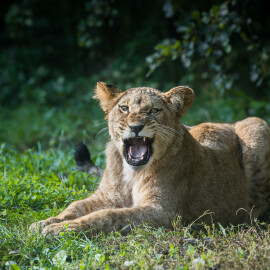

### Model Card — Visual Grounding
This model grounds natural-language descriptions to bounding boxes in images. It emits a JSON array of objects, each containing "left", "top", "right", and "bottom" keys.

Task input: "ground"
[{"left": 1, "top": 144, "right": 270, "bottom": 269}]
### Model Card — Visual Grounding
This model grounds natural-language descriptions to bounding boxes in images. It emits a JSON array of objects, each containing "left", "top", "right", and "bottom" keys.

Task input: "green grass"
[{"left": 1, "top": 142, "right": 270, "bottom": 269}]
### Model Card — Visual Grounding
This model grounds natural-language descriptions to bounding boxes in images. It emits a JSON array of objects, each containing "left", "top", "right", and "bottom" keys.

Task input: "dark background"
[{"left": 1, "top": 0, "right": 269, "bottom": 152}]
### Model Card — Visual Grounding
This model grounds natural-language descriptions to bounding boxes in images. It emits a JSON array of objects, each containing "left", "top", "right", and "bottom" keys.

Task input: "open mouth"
[{"left": 124, "top": 137, "right": 153, "bottom": 166}]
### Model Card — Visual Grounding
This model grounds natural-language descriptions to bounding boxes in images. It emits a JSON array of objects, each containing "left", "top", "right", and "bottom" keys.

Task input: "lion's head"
[{"left": 94, "top": 82, "right": 194, "bottom": 169}]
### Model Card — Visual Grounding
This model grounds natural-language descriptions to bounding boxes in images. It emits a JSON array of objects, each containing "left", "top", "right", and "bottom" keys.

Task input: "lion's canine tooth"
[{"left": 143, "top": 137, "right": 146, "bottom": 142}]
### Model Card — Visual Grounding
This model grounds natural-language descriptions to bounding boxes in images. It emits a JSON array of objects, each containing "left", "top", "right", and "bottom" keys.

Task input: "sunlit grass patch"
[{"left": 1, "top": 145, "right": 270, "bottom": 269}]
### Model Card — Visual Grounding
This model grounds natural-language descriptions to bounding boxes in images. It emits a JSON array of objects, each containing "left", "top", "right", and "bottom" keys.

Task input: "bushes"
[{"left": 1, "top": 0, "right": 269, "bottom": 149}]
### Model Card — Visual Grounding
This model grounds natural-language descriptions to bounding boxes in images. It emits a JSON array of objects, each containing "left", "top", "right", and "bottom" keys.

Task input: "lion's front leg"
[
  {"left": 29, "top": 189, "right": 115, "bottom": 231},
  {"left": 42, "top": 204, "right": 172, "bottom": 236}
]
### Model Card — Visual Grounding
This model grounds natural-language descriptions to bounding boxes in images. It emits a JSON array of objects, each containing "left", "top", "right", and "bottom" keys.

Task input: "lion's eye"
[
  {"left": 120, "top": 105, "right": 129, "bottom": 112},
  {"left": 150, "top": 108, "right": 162, "bottom": 114}
]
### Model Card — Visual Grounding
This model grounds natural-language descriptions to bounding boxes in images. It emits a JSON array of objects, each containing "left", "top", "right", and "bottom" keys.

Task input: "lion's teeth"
[{"left": 143, "top": 137, "right": 146, "bottom": 142}]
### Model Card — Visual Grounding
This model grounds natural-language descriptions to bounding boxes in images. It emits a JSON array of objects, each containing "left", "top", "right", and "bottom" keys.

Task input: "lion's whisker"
[
  {"left": 91, "top": 121, "right": 107, "bottom": 127},
  {"left": 156, "top": 128, "right": 173, "bottom": 141},
  {"left": 159, "top": 124, "right": 183, "bottom": 137},
  {"left": 158, "top": 127, "right": 174, "bottom": 138},
  {"left": 157, "top": 126, "right": 175, "bottom": 138},
  {"left": 157, "top": 130, "right": 173, "bottom": 140},
  {"left": 95, "top": 127, "right": 109, "bottom": 138}
]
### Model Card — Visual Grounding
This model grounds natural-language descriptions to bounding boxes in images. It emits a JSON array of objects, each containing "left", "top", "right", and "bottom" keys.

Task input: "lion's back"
[
  {"left": 189, "top": 122, "right": 239, "bottom": 153},
  {"left": 234, "top": 117, "right": 270, "bottom": 217},
  {"left": 189, "top": 117, "right": 270, "bottom": 218}
]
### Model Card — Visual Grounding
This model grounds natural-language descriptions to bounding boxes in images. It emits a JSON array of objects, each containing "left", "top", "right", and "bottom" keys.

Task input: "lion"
[{"left": 30, "top": 82, "right": 270, "bottom": 236}]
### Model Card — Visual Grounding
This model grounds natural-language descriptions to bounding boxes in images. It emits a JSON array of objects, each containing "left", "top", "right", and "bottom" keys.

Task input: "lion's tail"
[{"left": 74, "top": 142, "right": 103, "bottom": 177}]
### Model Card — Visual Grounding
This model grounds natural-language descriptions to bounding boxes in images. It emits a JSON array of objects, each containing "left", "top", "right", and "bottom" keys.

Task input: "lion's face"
[
  {"left": 109, "top": 88, "right": 175, "bottom": 167},
  {"left": 94, "top": 83, "right": 194, "bottom": 169}
]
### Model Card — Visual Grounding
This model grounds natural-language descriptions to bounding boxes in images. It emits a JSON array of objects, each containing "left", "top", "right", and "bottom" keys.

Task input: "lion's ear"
[
  {"left": 164, "top": 86, "right": 194, "bottom": 117},
  {"left": 93, "top": 82, "right": 123, "bottom": 116}
]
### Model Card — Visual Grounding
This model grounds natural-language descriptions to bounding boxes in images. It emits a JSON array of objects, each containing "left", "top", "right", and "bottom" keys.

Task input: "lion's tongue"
[{"left": 130, "top": 145, "right": 147, "bottom": 158}]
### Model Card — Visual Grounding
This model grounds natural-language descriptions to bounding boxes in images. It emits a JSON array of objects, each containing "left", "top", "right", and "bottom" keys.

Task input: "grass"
[
  {"left": 1, "top": 146, "right": 270, "bottom": 270},
  {"left": 1, "top": 90, "right": 270, "bottom": 269},
  {"left": 1, "top": 136, "right": 270, "bottom": 269}
]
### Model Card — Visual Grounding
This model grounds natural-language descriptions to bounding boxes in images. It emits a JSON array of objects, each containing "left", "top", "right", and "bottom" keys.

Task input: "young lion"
[{"left": 30, "top": 82, "right": 270, "bottom": 236}]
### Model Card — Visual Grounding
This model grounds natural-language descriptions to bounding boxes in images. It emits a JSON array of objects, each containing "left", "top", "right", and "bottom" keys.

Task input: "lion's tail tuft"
[
  {"left": 75, "top": 142, "right": 94, "bottom": 172},
  {"left": 74, "top": 142, "right": 103, "bottom": 177}
]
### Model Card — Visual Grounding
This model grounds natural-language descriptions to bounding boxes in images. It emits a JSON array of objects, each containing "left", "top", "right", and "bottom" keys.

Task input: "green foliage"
[
  {"left": 147, "top": 0, "right": 270, "bottom": 97},
  {"left": 0, "top": 0, "right": 168, "bottom": 107},
  {"left": 77, "top": 0, "right": 118, "bottom": 49},
  {"left": 1, "top": 0, "right": 269, "bottom": 121}
]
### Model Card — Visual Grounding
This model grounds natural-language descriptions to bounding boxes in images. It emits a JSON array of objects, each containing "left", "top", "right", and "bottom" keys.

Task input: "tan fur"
[{"left": 30, "top": 83, "right": 270, "bottom": 236}]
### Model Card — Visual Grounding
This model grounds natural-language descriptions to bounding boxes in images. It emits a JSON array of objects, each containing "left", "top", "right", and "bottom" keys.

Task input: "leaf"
[
  {"left": 211, "top": 5, "right": 219, "bottom": 17},
  {"left": 176, "top": 25, "right": 188, "bottom": 33},
  {"left": 218, "top": 222, "right": 226, "bottom": 236},
  {"left": 225, "top": 44, "right": 232, "bottom": 54},
  {"left": 240, "top": 32, "right": 249, "bottom": 42},
  {"left": 192, "top": 10, "right": 200, "bottom": 20},
  {"left": 250, "top": 72, "right": 259, "bottom": 82},
  {"left": 52, "top": 250, "right": 67, "bottom": 265},
  {"left": 192, "top": 257, "right": 205, "bottom": 266},
  {"left": 5, "top": 261, "right": 20, "bottom": 270},
  {"left": 124, "top": 261, "right": 135, "bottom": 266},
  {"left": 219, "top": 3, "right": 228, "bottom": 16},
  {"left": 163, "top": 0, "right": 174, "bottom": 18},
  {"left": 8, "top": 250, "right": 20, "bottom": 255}
]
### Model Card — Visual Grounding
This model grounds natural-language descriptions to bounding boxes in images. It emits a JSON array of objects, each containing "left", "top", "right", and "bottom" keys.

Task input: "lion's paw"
[
  {"left": 42, "top": 221, "right": 83, "bottom": 237},
  {"left": 42, "top": 223, "right": 64, "bottom": 237},
  {"left": 29, "top": 217, "right": 62, "bottom": 232}
]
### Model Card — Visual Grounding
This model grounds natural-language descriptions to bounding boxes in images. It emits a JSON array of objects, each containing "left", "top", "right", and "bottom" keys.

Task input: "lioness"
[{"left": 30, "top": 82, "right": 270, "bottom": 235}]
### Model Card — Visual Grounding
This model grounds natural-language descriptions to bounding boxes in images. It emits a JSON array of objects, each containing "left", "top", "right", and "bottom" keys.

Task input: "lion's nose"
[{"left": 129, "top": 125, "right": 144, "bottom": 135}]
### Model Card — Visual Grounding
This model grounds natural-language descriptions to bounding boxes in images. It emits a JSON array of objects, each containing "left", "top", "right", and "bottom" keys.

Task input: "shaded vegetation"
[{"left": 1, "top": 0, "right": 269, "bottom": 150}]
